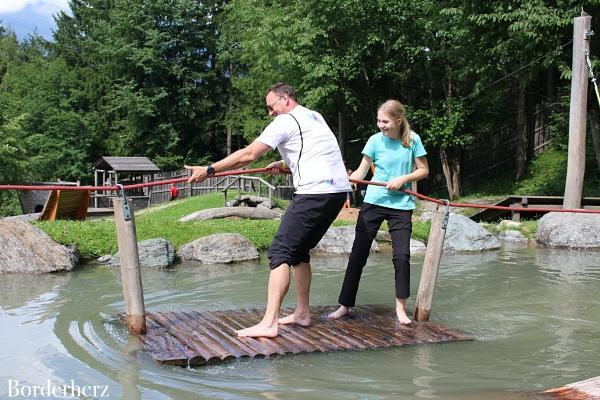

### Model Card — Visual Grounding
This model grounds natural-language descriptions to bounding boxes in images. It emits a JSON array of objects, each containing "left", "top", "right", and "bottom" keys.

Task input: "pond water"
[{"left": 0, "top": 246, "right": 599, "bottom": 399}]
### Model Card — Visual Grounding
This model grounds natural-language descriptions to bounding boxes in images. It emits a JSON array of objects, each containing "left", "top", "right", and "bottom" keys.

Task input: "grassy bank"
[
  {"left": 35, "top": 193, "right": 282, "bottom": 260},
  {"left": 34, "top": 192, "right": 536, "bottom": 262},
  {"left": 34, "top": 193, "right": 361, "bottom": 261}
]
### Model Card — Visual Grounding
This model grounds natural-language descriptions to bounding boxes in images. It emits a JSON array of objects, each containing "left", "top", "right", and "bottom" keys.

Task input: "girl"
[{"left": 328, "top": 99, "right": 429, "bottom": 324}]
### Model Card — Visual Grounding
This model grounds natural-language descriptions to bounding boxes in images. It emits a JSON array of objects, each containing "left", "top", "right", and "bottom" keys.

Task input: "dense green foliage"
[
  {"left": 2, "top": 1, "right": 600, "bottom": 215},
  {"left": 515, "top": 148, "right": 569, "bottom": 195},
  {"left": 515, "top": 144, "right": 600, "bottom": 196}
]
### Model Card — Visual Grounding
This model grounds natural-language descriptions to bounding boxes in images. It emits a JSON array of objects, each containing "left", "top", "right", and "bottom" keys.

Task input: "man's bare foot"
[
  {"left": 236, "top": 323, "right": 278, "bottom": 338},
  {"left": 327, "top": 305, "right": 349, "bottom": 320},
  {"left": 278, "top": 312, "right": 311, "bottom": 327}
]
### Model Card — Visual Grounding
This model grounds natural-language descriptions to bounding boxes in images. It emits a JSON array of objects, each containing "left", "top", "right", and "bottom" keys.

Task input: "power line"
[{"left": 411, "top": 39, "right": 574, "bottom": 128}]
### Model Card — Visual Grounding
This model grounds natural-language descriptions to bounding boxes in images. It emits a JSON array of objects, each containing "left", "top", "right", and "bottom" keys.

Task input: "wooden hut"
[{"left": 92, "top": 156, "right": 160, "bottom": 209}]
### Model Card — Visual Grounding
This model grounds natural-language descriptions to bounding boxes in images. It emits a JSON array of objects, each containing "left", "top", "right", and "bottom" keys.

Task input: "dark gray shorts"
[{"left": 267, "top": 192, "right": 347, "bottom": 269}]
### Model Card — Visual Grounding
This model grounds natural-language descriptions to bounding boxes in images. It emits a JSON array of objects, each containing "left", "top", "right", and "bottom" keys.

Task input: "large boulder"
[
  {"left": 409, "top": 239, "right": 427, "bottom": 253},
  {"left": 497, "top": 229, "right": 529, "bottom": 244},
  {"left": 179, "top": 207, "right": 282, "bottom": 222},
  {"left": 229, "top": 195, "right": 278, "bottom": 209},
  {"left": 178, "top": 233, "right": 260, "bottom": 264},
  {"left": 537, "top": 212, "right": 600, "bottom": 248},
  {"left": 443, "top": 213, "right": 501, "bottom": 252},
  {"left": 100, "top": 238, "right": 176, "bottom": 268},
  {"left": 0, "top": 219, "right": 78, "bottom": 273},
  {"left": 375, "top": 230, "right": 427, "bottom": 254},
  {"left": 312, "top": 226, "right": 379, "bottom": 254}
]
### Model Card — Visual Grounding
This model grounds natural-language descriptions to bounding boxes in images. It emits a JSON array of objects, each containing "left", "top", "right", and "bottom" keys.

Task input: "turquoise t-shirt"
[{"left": 362, "top": 131, "right": 427, "bottom": 210}]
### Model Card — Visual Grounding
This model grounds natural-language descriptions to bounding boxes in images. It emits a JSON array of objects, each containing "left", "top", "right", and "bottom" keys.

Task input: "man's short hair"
[{"left": 265, "top": 83, "right": 296, "bottom": 101}]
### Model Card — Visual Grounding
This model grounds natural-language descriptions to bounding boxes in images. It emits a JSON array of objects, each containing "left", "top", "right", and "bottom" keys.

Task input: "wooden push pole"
[
  {"left": 413, "top": 204, "right": 449, "bottom": 322},
  {"left": 113, "top": 191, "right": 146, "bottom": 335},
  {"left": 564, "top": 12, "right": 592, "bottom": 210}
]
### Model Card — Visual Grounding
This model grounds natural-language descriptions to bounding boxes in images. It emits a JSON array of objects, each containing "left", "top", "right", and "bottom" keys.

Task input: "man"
[{"left": 185, "top": 83, "right": 350, "bottom": 338}]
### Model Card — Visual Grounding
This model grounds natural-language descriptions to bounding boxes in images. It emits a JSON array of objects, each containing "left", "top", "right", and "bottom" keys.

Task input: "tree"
[
  {"left": 219, "top": 0, "right": 434, "bottom": 160},
  {"left": 53, "top": 0, "right": 228, "bottom": 169},
  {"left": 467, "top": 1, "right": 578, "bottom": 182},
  {"left": 1, "top": 33, "right": 94, "bottom": 181}
]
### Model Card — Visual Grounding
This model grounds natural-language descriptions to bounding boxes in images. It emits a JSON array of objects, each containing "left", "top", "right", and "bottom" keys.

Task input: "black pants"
[
  {"left": 338, "top": 202, "right": 412, "bottom": 307},
  {"left": 268, "top": 192, "right": 347, "bottom": 269}
]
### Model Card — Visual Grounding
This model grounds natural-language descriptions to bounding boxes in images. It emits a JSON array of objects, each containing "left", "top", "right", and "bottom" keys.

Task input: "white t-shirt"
[{"left": 257, "top": 105, "right": 351, "bottom": 194}]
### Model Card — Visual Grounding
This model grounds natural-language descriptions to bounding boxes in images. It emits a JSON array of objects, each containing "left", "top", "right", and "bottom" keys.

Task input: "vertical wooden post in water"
[
  {"left": 413, "top": 205, "right": 449, "bottom": 322},
  {"left": 564, "top": 12, "right": 592, "bottom": 209},
  {"left": 113, "top": 196, "right": 146, "bottom": 335}
]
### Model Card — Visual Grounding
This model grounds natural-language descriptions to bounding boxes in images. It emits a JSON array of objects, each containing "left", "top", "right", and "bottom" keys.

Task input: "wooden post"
[
  {"left": 93, "top": 168, "right": 98, "bottom": 208},
  {"left": 338, "top": 111, "right": 345, "bottom": 160},
  {"left": 564, "top": 13, "right": 592, "bottom": 209},
  {"left": 413, "top": 205, "right": 449, "bottom": 322},
  {"left": 113, "top": 196, "right": 146, "bottom": 335}
]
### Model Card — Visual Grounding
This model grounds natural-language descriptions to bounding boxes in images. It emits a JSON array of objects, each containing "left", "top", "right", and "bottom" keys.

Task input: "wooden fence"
[
  {"left": 149, "top": 169, "right": 294, "bottom": 206},
  {"left": 419, "top": 103, "right": 557, "bottom": 193}
]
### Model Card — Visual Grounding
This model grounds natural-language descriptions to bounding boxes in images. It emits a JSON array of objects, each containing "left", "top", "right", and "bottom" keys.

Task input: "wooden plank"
[
  {"left": 133, "top": 305, "right": 472, "bottom": 366},
  {"left": 539, "top": 376, "right": 600, "bottom": 399}
]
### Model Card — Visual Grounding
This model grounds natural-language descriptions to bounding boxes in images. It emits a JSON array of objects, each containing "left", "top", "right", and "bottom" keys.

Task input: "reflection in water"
[
  {"left": 120, "top": 335, "right": 143, "bottom": 400},
  {"left": 0, "top": 247, "right": 599, "bottom": 399},
  {"left": 536, "top": 247, "right": 600, "bottom": 282},
  {"left": 0, "top": 272, "right": 71, "bottom": 312},
  {"left": 413, "top": 346, "right": 436, "bottom": 399}
]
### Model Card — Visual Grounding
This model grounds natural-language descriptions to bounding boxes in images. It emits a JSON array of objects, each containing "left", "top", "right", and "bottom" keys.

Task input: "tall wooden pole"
[
  {"left": 113, "top": 196, "right": 146, "bottom": 335},
  {"left": 413, "top": 205, "right": 449, "bottom": 322},
  {"left": 564, "top": 13, "right": 592, "bottom": 209},
  {"left": 338, "top": 111, "right": 345, "bottom": 161}
]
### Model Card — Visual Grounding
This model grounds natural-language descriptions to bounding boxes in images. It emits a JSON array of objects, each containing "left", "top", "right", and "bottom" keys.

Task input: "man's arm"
[{"left": 185, "top": 140, "right": 272, "bottom": 183}]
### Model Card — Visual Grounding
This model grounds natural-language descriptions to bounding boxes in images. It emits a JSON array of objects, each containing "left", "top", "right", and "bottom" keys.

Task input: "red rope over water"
[
  {"left": 1, "top": 168, "right": 599, "bottom": 214},
  {"left": 349, "top": 178, "right": 600, "bottom": 215},
  {"left": 0, "top": 167, "right": 280, "bottom": 192}
]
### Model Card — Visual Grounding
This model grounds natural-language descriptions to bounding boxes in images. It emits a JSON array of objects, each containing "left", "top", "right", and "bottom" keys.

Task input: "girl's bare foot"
[
  {"left": 395, "top": 298, "right": 412, "bottom": 325},
  {"left": 327, "top": 305, "right": 349, "bottom": 320},
  {"left": 396, "top": 310, "right": 412, "bottom": 325}
]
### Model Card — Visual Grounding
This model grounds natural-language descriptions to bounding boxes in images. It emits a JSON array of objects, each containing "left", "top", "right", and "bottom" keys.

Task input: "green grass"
[
  {"left": 480, "top": 220, "right": 537, "bottom": 239},
  {"left": 514, "top": 148, "right": 568, "bottom": 196},
  {"left": 35, "top": 193, "right": 282, "bottom": 260},
  {"left": 412, "top": 220, "right": 431, "bottom": 243},
  {"left": 34, "top": 192, "right": 436, "bottom": 262}
]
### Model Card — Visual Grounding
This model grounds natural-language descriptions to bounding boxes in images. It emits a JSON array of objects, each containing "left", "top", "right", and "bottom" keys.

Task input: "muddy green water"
[{"left": 0, "top": 246, "right": 599, "bottom": 399}]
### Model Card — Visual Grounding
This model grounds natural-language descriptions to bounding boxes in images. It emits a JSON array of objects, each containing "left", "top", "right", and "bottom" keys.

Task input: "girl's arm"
[
  {"left": 386, "top": 156, "right": 429, "bottom": 191},
  {"left": 349, "top": 155, "right": 373, "bottom": 181}
]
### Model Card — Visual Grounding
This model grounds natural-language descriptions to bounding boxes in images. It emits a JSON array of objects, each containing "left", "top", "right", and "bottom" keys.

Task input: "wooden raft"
[
  {"left": 540, "top": 376, "right": 600, "bottom": 399},
  {"left": 135, "top": 305, "right": 472, "bottom": 366}
]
